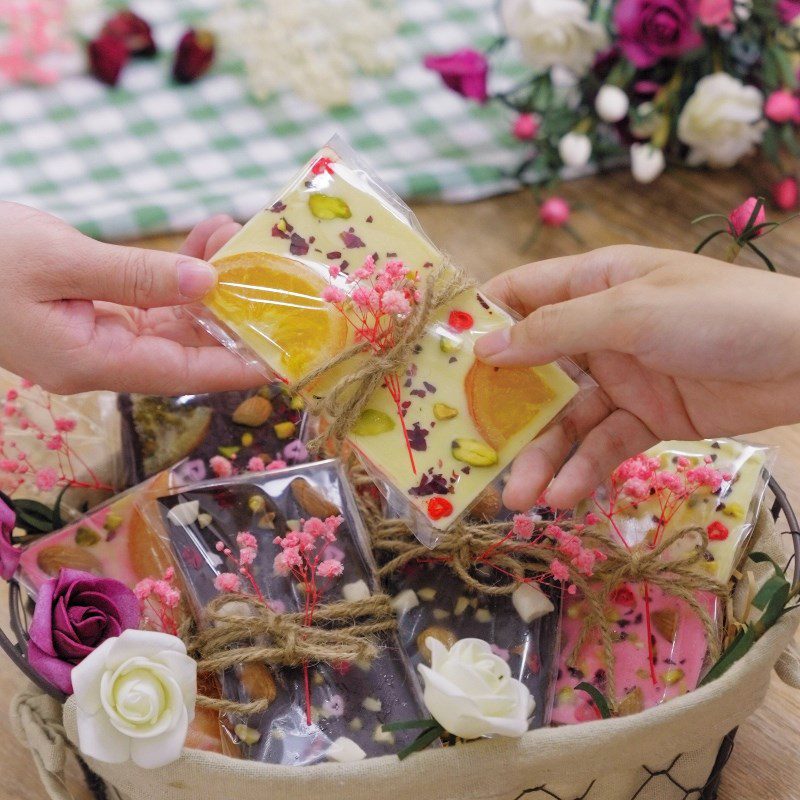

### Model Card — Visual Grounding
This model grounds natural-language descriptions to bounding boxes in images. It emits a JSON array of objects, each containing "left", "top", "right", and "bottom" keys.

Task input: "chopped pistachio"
[
  {"left": 433, "top": 403, "right": 458, "bottom": 421},
  {"left": 103, "top": 513, "right": 123, "bottom": 532},
  {"left": 352, "top": 409, "right": 395, "bottom": 436},
  {"left": 451, "top": 438, "right": 498, "bottom": 467},
  {"left": 218, "top": 445, "right": 240, "bottom": 459},
  {"left": 234, "top": 724, "right": 261, "bottom": 746},
  {"left": 274, "top": 421, "right": 296, "bottom": 440},
  {"left": 439, "top": 335, "right": 462, "bottom": 353},
  {"left": 241, "top": 432, "right": 254, "bottom": 447},
  {"left": 248, "top": 495, "right": 267, "bottom": 513},
  {"left": 474, "top": 608, "right": 493, "bottom": 623}
]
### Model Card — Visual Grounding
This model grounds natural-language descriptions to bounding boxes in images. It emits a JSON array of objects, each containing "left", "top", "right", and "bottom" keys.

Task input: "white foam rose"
[
  {"left": 72, "top": 629, "right": 197, "bottom": 770},
  {"left": 677, "top": 73, "right": 765, "bottom": 169},
  {"left": 418, "top": 638, "right": 533, "bottom": 740},
  {"left": 500, "top": 0, "right": 609, "bottom": 76},
  {"left": 630, "top": 143, "right": 666, "bottom": 184},
  {"left": 558, "top": 132, "right": 592, "bottom": 168}
]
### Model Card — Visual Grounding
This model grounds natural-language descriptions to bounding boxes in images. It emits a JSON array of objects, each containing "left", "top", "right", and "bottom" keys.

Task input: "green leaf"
[
  {"left": 747, "top": 241, "right": 777, "bottom": 272},
  {"left": 12, "top": 499, "right": 56, "bottom": 534},
  {"left": 382, "top": 718, "right": 438, "bottom": 732},
  {"left": 700, "top": 626, "right": 756, "bottom": 687},
  {"left": 749, "top": 552, "right": 783, "bottom": 575},
  {"left": 753, "top": 573, "right": 789, "bottom": 610},
  {"left": 693, "top": 229, "right": 727, "bottom": 254},
  {"left": 51, "top": 484, "right": 69, "bottom": 530},
  {"left": 575, "top": 682, "right": 612, "bottom": 719},
  {"left": 397, "top": 724, "right": 445, "bottom": 760},
  {"left": 762, "top": 125, "right": 781, "bottom": 164},
  {"left": 759, "top": 581, "right": 790, "bottom": 629}
]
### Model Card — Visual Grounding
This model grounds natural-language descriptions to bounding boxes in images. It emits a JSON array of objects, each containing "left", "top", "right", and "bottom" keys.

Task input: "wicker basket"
[{"left": 4, "top": 478, "right": 799, "bottom": 800}]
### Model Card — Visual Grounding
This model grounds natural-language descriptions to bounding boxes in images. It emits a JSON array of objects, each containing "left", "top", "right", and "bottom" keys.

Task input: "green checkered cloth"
[{"left": 0, "top": 0, "right": 521, "bottom": 241}]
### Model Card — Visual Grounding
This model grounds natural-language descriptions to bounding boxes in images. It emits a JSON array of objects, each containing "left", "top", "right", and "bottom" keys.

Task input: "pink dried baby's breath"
[
  {"left": 214, "top": 572, "right": 241, "bottom": 592},
  {"left": 210, "top": 455, "right": 234, "bottom": 477},
  {"left": 317, "top": 559, "right": 344, "bottom": 578}
]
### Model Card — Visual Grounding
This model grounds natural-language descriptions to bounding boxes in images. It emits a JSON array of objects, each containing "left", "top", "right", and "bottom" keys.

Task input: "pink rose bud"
[
  {"left": 513, "top": 113, "right": 539, "bottom": 141},
  {"left": 173, "top": 29, "right": 215, "bottom": 84},
  {"left": 764, "top": 89, "right": 800, "bottom": 124},
  {"left": 101, "top": 10, "right": 157, "bottom": 57},
  {"left": 88, "top": 34, "right": 130, "bottom": 87},
  {"left": 728, "top": 197, "right": 766, "bottom": 237},
  {"left": 773, "top": 177, "right": 799, "bottom": 211},
  {"left": 539, "top": 197, "right": 571, "bottom": 227}
]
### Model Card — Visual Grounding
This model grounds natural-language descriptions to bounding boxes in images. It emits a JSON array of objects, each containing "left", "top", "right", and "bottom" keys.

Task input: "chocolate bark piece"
[
  {"left": 118, "top": 385, "right": 310, "bottom": 485},
  {"left": 158, "top": 460, "right": 427, "bottom": 765}
]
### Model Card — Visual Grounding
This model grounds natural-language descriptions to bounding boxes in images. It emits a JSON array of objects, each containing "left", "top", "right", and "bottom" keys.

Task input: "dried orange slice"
[
  {"left": 207, "top": 252, "right": 348, "bottom": 382},
  {"left": 465, "top": 360, "right": 556, "bottom": 451}
]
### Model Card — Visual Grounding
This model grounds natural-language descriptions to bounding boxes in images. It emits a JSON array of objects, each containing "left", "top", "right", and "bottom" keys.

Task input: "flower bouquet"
[{"left": 425, "top": 0, "right": 800, "bottom": 223}]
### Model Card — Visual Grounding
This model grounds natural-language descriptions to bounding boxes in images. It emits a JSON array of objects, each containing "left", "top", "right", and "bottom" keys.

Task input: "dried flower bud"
[
  {"left": 101, "top": 10, "right": 157, "bottom": 57},
  {"left": 173, "top": 29, "right": 215, "bottom": 84},
  {"left": 88, "top": 34, "right": 130, "bottom": 87}
]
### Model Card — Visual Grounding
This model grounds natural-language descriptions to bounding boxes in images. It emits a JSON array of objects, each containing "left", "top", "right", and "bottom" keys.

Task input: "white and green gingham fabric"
[{"left": 0, "top": 0, "right": 521, "bottom": 240}]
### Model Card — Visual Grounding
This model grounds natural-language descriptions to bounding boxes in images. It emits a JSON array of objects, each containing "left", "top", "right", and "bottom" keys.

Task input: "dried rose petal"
[
  {"left": 172, "top": 29, "right": 215, "bottom": 84},
  {"left": 88, "top": 34, "right": 130, "bottom": 87},
  {"left": 101, "top": 10, "right": 157, "bottom": 57}
]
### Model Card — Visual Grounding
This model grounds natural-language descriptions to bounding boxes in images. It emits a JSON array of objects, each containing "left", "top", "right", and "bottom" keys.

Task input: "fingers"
[
  {"left": 544, "top": 409, "right": 658, "bottom": 509},
  {"left": 49, "top": 234, "right": 219, "bottom": 309},
  {"left": 475, "top": 288, "right": 631, "bottom": 367},
  {"left": 502, "top": 388, "right": 614, "bottom": 511},
  {"left": 179, "top": 214, "right": 235, "bottom": 258},
  {"left": 203, "top": 221, "right": 242, "bottom": 260},
  {"left": 482, "top": 245, "right": 663, "bottom": 317}
]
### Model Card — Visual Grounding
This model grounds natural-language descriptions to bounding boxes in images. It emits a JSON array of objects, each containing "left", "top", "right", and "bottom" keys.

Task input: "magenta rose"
[
  {"left": 778, "top": 0, "right": 800, "bottom": 22},
  {"left": 424, "top": 49, "right": 488, "bottom": 103},
  {"left": 28, "top": 568, "right": 139, "bottom": 694},
  {"left": 0, "top": 495, "right": 21, "bottom": 580},
  {"left": 614, "top": 0, "right": 704, "bottom": 68}
]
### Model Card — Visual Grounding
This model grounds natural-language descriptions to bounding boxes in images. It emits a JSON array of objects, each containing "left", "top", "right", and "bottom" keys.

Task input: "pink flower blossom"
[
  {"left": 585, "top": 512, "right": 600, "bottom": 526},
  {"left": 35, "top": 467, "right": 58, "bottom": 491},
  {"left": 765, "top": 89, "right": 800, "bottom": 124},
  {"left": 273, "top": 552, "right": 290, "bottom": 576},
  {"left": 214, "top": 572, "right": 241, "bottom": 592},
  {"left": 239, "top": 546, "right": 257, "bottom": 565},
  {"left": 559, "top": 534, "right": 583, "bottom": 559},
  {"left": 317, "top": 559, "right": 344, "bottom": 578},
  {"left": 247, "top": 456, "right": 266, "bottom": 472},
  {"left": 20, "top": 379, "right": 34, "bottom": 389},
  {"left": 539, "top": 197, "right": 570, "bottom": 227},
  {"left": 46, "top": 435, "right": 62, "bottom": 451},
  {"left": 237, "top": 531, "right": 258, "bottom": 549},
  {"left": 267, "top": 459, "right": 288, "bottom": 471},
  {"left": 210, "top": 455, "right": 234, "bottom": 477},
  {"left": 698, "top": 0, "right": 733, "bottom": 26},
  {"left": 351, "top": 286, "right": 380, "bottom": 310},
  {"left": 352, "top": 256, "right": 376, "bottom": 281},
  {"left": 574, "top": 549, "right": 596, "bottom": 576},
  {"left": 381, "top": 289, "right": 411, "bottom": 315},
  {"left": 622, "top": 477, "right": 651, "bottom": 501},
  {"left": 778, "top": 0, "right": 800, "bottom": 23},
  {"left": 282, "top": 546, "right": 303, "bottom": 569},
  {"left": 728, "top": 197, "right": 766, "bottom": 238},
  {"left": 513, "top": 113, "right": 539, "bottom": 141},
  {"left": 550, "top": 558, "right": 571, "bottom": 582},
  {"left": 322, "top": 285, "right": 347, "bottom": 303},
  {"left": 328, "top": 264, "right": 342, "bottom": 278},
  {"left": 54, "top": 417, "right": 77, "bottom": 433},
  {"left": 133, "top": 578, "right": 154, "bottom": 600},
  {"left": 0, "top": 459, "right": 18, "bottom": 473},
  {"left": 512, "top": 514, "right": 535, "bottom": 541},
  {"left": 161, "top": 588, "right": 180, "bottom": 608},
  {"left": 424, "top": 48, "right": 488, "bottom": 103},
  {"left": 686, "top": 464, "right": 723, "bottom": 491},
  {"left": 614, "top": 454, "right": 660, "bottom": 482},
  {"left": 5, "top": 390, "right": 17, "bottom": 401},
  {"left": 650, "top": 470, "right": 684, "bottom": 495},
  {"left": 773, "top": 177, "right": 799, "bottom": 211},
  {"left": 3, "top": 403, "right": 16, "bottom": 417}
]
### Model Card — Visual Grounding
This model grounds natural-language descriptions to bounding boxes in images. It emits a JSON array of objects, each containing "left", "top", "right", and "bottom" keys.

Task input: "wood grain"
[{"left": 2, "top": 166, "right": 799, "bottom": 799}]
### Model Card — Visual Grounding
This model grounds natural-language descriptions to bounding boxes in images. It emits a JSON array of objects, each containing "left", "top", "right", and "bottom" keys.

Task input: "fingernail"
[
  {"left": 474, "top": 327, "right": 511, "bottom": 359},
  {"left": 177, "top": 258, "right": 216, "bottom": 299}
]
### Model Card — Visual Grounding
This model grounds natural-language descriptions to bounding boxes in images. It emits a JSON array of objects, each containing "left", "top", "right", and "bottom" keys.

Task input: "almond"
[
  {"left": 290, "top": 478, "right": 341, "bottom": 518},
  {"left": 37, "top": 544, "right": 103, "bottom": 577},
  {"left": 232, "top": 395, "right": 273, "bottom": 427},
  {"left": 468, "top": 484, "right": 502, "bottom": 521},
  {"left": 416, "top": 625, "right": 457, "bottom": 664},
  {"left": 240, "top": 662, "right": 277, "bottom": 703},
  {"left": 617, "top": 687, "right": 644, "bottom": 717},
  {"left": 652, "top": 608, "right": 679, "bottom": 643}
]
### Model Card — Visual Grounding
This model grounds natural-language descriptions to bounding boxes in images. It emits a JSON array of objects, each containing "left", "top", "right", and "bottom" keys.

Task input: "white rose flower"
[
  {"left": 72, "top": 629, "right": 197, "bottom": 770},
  {"left": 630, "top": 143, "right": 666, "bottom": 184},
  {"left": 595, "top": 85, "right": 630, "bottom": 123},
  {"left": 500, "top": 0, "right": 608, "bottom": 77},
  {"left": 418, "top": 638, "right": 533, "bottom": 740},
  {"left": 558, "top": 132, "right": 592, "bottom": 168},
  {"left": 677, "top": 73, "right": 765, "bottom": 169}
]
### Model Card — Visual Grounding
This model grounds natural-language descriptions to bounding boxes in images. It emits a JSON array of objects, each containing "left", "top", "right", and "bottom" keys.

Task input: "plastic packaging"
[
  {"left": 152, "top": 459, "right": 429, "bottom": 765},
  {"left": 552, "top": 583, "right": 720, "bottom": 724},
  {"left": 188, "top": 138, "right": 594, "bottom": 546},
  {"left": 583, "top": 438, "right": 775, "bottom": 585},
  {"left": 0, "top": 369, "right": 122, "bottom": 527},
  {"left": 118, "top": 384, "right": 312, "bottom": 486}
]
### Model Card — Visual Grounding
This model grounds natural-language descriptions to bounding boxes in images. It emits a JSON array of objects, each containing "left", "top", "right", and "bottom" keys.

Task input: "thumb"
[
  {"left": 474, "top": 289, "right": 627, "bottom": 367},
  {"left": 54, "top": 238, "right": 217, "bottom": 308}
]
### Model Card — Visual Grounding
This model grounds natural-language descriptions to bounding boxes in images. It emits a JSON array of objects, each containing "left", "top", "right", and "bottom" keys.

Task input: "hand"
[
  {"left": 475, "top": 245, "right": 800, "bottom": 510},
  {"left": 0, "top": 203, "right": 264, "bottom": 395}
]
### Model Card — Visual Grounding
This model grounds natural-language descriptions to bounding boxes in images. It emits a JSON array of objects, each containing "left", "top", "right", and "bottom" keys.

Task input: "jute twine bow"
[
  {"left": 292, "top": 258, "right": 476, "bottom": 453},
  {"left": 189, "top": 592, "right": 397, "bottom": 715},
  {"left": 353, "top": 465, "right": 730, "bottom": 710}
]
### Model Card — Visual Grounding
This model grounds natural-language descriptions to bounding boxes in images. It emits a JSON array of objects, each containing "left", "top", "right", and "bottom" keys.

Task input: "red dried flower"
[
  {"left": 101, "top": 10, "right": 157, "bottom": 57},
  {"left": 427, "top": 496, "right": 454, "bottom": 521},
  {"left": 172, "top": 29, "right": 215, "bottom": 84},
  {"left": 88, "top": 34, "right": 130, "bottom": 87},
  {"left": 707, "top": 520, "right": 730, "bottom": 541},
  {"left": 447, "top": 310, "right": 474, "bottom": 331}
]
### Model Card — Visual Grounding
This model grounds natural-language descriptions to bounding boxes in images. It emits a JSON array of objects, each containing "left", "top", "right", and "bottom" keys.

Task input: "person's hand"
[
  {"left": 475, "top": 245, "right": 800, "bottom": 510},
  {"left": 0, "top": 203, "right": 264, "bottom": 395}
]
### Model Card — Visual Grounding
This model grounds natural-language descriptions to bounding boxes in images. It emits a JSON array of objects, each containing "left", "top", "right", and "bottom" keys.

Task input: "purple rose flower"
[
  {"left": 778, "top": 0, "right": 800, "bottom": 22},
  {"left": 614, "top": 0, "right": 704, "bottom": 68},
  {"left": 28, "top": 568, "right": 139, "bottom": 694},
  {"left": 424, "top": 49, "right": 488, "bottom": 103},
  {"left": 0, "top": 496, "right": 21, "bottom": 580}
]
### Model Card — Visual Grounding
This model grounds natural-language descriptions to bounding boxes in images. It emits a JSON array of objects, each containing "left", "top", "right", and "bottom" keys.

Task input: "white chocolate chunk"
[
  {"left": 197, "top": 512, "right": 213, "bottom": 528},
  {"left": 342, "top": 579, "right": 371, "bottom": 602},
  {"left": 234, "top": 724, "right": 261, "bottom": 745},
  {"left": 432, "top": 608, "right": 450, "bottom": 621},
  {"left": 454, "top": 596, "right": 470, "bottom": 616},
  {"left": 512, "top": 583, "right": 555, "bottom": 623},
  {"left": 326, "top": 737, "right": 366, "bottom": 763},
  {"left": 373, "top": 724, "right": 395, "bottom": 745},
  {"left": 390, "top": 589, "right": 419, "bottom": 615},
  {"left": 418, "top": 587, "right": 437, "bottom": 601},
  {"left": 167, "top": 500, "right": 200, "bottom": 526},
  {"left": 362, "top": 696, "right": 382, "bottom": 713},
  {"left": 475, "top": 608, "right": 492, "bottom": 623},
  {"left": 349, "top": 717, "right": 363, "bottom": 732}
]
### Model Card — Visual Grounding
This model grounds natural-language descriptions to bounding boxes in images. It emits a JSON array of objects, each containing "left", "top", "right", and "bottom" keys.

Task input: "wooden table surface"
[{"left": 1, "top": 165, "right": 799, "bottom": 799}]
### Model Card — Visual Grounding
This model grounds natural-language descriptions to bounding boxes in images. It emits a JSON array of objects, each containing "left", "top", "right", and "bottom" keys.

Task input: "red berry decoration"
[
  {"left": 88, "top": 34, "right": 130, "bottom": 87},
  {"left": 610, "top": 585, "right": 637, "bottom": 607},
  {"left": 447, "top": 310, "right": 474, "bottom": 331},
  {"left": 101, "top": 10, "right": 157, "bottom": 57},
  {"left": 173, "top": 29, "right": 215, "bottom": 84},
  {"left": 707, "top": 520, "right": 730, "bottom": 541},
  {"left": 427, "top": 496, "right": 454, "bottom": 521}
]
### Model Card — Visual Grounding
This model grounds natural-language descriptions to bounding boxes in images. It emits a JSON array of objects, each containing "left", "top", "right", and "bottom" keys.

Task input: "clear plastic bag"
[
  {"left": 118, "top": 384, "right": 312, "bottom": 486},
  {"left": 0, "top": 369, "right": 123, "bottom": 527},
  {"left": 584, "top": 438, "right": 775, "bottom": 585},
  {"left": 187, "top": 137, "right": 594, "bottom": 546},
  {"left": 151, "top": 459, "right": 429, "bottom": 765},
  {"left": 552, "top": 583, "right": 720, "bottom": 723}
]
